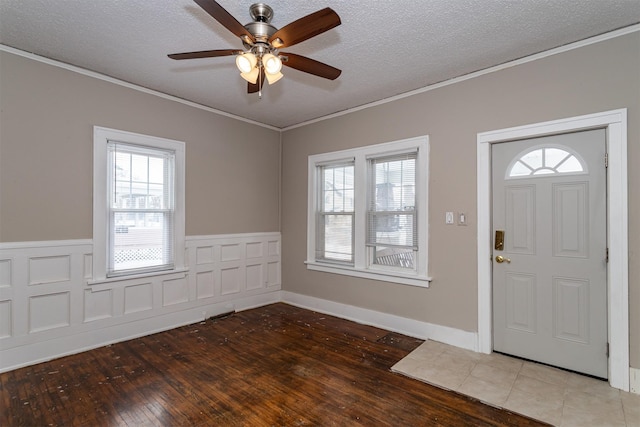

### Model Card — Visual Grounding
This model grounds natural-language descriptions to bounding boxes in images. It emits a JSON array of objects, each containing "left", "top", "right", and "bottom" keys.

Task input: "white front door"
[{"left": 492, "top": 129, "right": 608, "bottom": 378}]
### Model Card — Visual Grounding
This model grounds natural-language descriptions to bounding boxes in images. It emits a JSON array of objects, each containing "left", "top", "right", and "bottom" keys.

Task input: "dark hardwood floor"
[{"left": 0, "top": 303, "right": 549, "bottom": 426}]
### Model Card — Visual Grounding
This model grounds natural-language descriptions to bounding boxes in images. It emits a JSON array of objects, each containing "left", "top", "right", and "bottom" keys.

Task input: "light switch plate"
[
  {"left": 458, "top": 212, "right": 467, "bottom": 225},
  {"left": 445, "top": 212, "right": 454, "bottom": 224}
]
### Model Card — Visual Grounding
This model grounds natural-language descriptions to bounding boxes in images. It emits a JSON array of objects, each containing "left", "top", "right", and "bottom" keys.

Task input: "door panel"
[
  {"left": 505, "top": 272, "right": 536, "bottom": 333},
  {"left": 553, "top": 183, "right": 587, "bottom": 257},
  {"left": 553, "top": 277, "right": 589, "bottom": 343},
  {"left": 506, "top": 185, "right": 535, "bottom": 254},
  {"left": 492, "top": 129, "right": 607, "bottom": 378}
]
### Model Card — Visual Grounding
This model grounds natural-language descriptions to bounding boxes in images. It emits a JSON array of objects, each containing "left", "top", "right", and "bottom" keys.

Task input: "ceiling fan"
[{"left": 168, "top": 0, "right": 342, "bottom": 96}]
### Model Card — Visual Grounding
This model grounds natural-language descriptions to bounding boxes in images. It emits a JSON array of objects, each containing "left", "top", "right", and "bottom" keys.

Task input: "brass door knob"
[{"left": 495, "top": 255, "right": 511, "bottom": 264}]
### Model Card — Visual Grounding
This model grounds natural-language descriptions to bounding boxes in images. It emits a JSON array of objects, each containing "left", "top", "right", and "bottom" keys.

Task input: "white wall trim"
[
  {"left": 92, "top": 126, "right": 186, "bottom": 281},
  {"left": 0, "top": 292, "right": 280, "bottom": 373},
  {"left": 0, "top": 44, "right": 280, "bottom": 132},
  {"left": 0, "top": 239, "right": 93, "bottom": 250},
  {"left": 0, "top": 233, "right": 281, "bottom": 373},
  {"left": 281, "top": 291, "right": 477, "bottom": 351},
  {"left": 283, "top": 25, "right": 640, "bottom": 131},
  {"left": 305, "top": 136, "right": 431, "bottom": 286},
  {"left": 186, "top": 231, "right": 280, "bottom": 242},
  {"left": 476, "top": 109, "right": 629, "bottom": 391},
  {"left": 3, "top": 25, "right": 638, "bottom": 132},
  {"left": 630, "top": 367, "right": 640, "bottom": 395}
]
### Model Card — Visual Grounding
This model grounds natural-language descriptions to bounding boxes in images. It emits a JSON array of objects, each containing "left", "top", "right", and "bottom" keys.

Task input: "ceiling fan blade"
[
  {"left": 281, "top": 52, "right": 341, "bottom": 80},
  {"left": 168, "top": 49, "right": 240, "bottom": 60},
  {"left": 193, "top": 0, "right": 255, "bottom": 43},
  {"left": 248, "top": 70, "right": 266, "bottom": 93},
  {"left": 268, "top": 8, "right": 340, "bottom": 49}
]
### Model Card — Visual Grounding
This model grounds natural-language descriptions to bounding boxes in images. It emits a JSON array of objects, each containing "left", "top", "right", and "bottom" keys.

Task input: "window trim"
[
  {"left": 306, "top": 136, "right": 431, "bottom": 287},
  {"left": 92, "top": 126, "right": 186, "bottom": 282}
]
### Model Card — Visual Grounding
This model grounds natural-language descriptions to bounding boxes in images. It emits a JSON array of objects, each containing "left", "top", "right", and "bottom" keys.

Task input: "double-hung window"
[
  {"left": 367, "top": 152, "right": 417, "bottom": 270},
  {"left": 92, "top": 127, "right": 185, "bottom": 281},
  {"left": 317, "top": 161, "right": 355, "bottom": 263},
  {"left": 307, "top": 136, "right": 430, "bottom": 287}
]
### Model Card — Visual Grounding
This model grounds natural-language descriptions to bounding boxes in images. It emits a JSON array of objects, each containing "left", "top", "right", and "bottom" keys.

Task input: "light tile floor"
[{"left": 391, "top": 340, "right": 640, "bottom": 426}]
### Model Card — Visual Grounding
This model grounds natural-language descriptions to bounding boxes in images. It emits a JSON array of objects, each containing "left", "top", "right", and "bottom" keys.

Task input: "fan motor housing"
[
  {"left": 244, "top": 3, "right": 277, "bottom": 45},
  {"left": 244, "top": 21, "right": 277, "bottom": 41}
]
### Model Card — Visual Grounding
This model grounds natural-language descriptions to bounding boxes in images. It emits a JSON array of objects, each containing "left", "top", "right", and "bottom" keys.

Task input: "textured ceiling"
[{"left": 1, "top": 0, "right": 639, "bottom": 129}]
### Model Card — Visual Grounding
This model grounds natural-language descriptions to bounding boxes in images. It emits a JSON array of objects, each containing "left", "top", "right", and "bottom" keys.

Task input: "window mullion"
[{"left": 353, "top": 155, "right": 368, "bottom": 269}]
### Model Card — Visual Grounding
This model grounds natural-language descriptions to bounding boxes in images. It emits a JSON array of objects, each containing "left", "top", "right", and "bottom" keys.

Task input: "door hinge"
[
  {"left": 605, "top": 152, "right": 609, "bottom": 168},
  {"left": 606, "top": 342, "right": 610, "bottom": 358},
  {"left": 606, "top": 247, "right": 609, "bottom": 263}
]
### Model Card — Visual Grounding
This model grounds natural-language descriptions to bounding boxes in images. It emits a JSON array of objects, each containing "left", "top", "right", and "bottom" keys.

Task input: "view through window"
[{"left": 109, "top": 143, "right": 175, "bottom": 274}]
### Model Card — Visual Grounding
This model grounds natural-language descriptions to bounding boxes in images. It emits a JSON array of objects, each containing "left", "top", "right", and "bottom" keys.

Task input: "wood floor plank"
[{"left": 0, "top": 303, "right": 549, "bottom": 426}]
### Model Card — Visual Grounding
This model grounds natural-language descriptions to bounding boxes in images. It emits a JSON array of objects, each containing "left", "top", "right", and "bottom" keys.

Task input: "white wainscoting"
[
  {"left": 0, "top": 232, "right": 281, "bottom": 372},
  {"left": 1, "top": 232, "right": 492, "bottom": 375}
]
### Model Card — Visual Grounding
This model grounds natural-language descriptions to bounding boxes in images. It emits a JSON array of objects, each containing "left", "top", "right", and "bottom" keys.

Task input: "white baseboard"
[
  {"left": 280, "top": 291, "right": 477, "bottom": 351},
  {"left": 631, "top": 367, "right": 640, "bottom": 395}
]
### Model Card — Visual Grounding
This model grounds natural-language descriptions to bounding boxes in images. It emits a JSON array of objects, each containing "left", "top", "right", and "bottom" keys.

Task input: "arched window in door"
[{"left": 506, "top": 145, "right": 586, "bottom": 178}]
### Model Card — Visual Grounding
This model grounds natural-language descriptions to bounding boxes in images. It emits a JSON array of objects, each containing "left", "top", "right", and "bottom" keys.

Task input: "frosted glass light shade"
[
  {"left": 236, "top": 53, "right": 257, "bottom": 73},
  {"left": 240, "top": 67, "right": 260, "bottom": 84},
  {"left": 262, "top": 53, "right": 282, "bottom": 74},
  {"left": 265, "top": 71, "right": 283, "bottom": 85}
]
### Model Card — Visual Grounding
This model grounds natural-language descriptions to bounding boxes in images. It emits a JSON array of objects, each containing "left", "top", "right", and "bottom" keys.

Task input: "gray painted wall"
[
  {"left": 281, "top": 32, "right": 640, "bottom": 368},
  {"left": 0, "top": 52, "right": 281, "bottom": 241}
]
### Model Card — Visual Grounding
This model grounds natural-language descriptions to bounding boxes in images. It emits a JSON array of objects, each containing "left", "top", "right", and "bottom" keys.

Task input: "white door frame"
[{"left": 476, "top": 109, "right": 629, "bottom": 391}]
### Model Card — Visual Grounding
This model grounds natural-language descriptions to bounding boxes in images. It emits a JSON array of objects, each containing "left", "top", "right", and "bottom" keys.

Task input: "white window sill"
[
  {"left": 88, "top": 267, "right": 189, "bottom": 286},
  {"left": 305, "top": 261, "right": 431, "bottom": 288}
]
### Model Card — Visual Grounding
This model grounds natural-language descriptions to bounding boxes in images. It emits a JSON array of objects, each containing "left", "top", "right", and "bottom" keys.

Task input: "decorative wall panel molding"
[{"left": 0, "top": 233, "right": 281, "bottom": 372}]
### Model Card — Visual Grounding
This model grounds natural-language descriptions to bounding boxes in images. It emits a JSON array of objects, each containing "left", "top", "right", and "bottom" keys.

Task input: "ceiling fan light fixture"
[
  {"left": 265, "top": 71, "right": 283, "bottom": 85},
  {"left": 240, "top": 67, "right": 260, "bottom": 84},
  {"left": 236, "top": 52, "right": 257, "bottom": 73},
  {"left": 168, "top": 2, "right": 342, "bottom": 95},
  {"left": 262, "top": 53, "right": 282, "bottom": 75}
]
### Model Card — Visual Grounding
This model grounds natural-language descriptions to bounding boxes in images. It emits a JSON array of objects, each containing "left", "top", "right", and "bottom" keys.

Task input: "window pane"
[
  {"left": 367, "top": 152, "right": 417, "bottom": 262},
  {"left": 509, "top": 160, "right": 531, "bottom": 177},
  {"left": 108, "top": 142, "right": 175, "bottom": 277},
  {"left": 148, "top": 183, "right": 164, "bottom": 208},
  {"left": 112, "top": 211, "right": 173, "bottom": 271},
  {"left": 556, "top": 155, "right": 583, "bottom": 173},
  {"left": 148, "top": 156, "right": 165, "bottom": 184},
  {"left": 368, "top": 213, "right": 416, "bottom": 247},
  {"left": 131, "top": 154, "right": 148, "bottom": 182},
  {"left": 521, "top": 149, "right": 543, "bottom": 169},
  {"left": 322, "top": 164, "right": 354, "bottom": 213},
  {"left": 544, "top": 148, "right": 570, "bottom": 168},
  {"left": 508, "top": 147, "right": 585, "bottom": 178},
  {"left": 374, "top": 246, "right": 415, "bottom": 269},
  {"left": 112, "top": 151, "right": 170, "bottom": 210},
  {"left": 115, "top": 152, "right": 131, "bottom": 181},
  {"left": 374, "top": 159, "right": 416, "bottom": 211},
  {"left": 533, "top": 168, "right": 555, "bottom": 175},
  {"left": 318, "top": 214, "right": 353, "bottom": 262}
]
